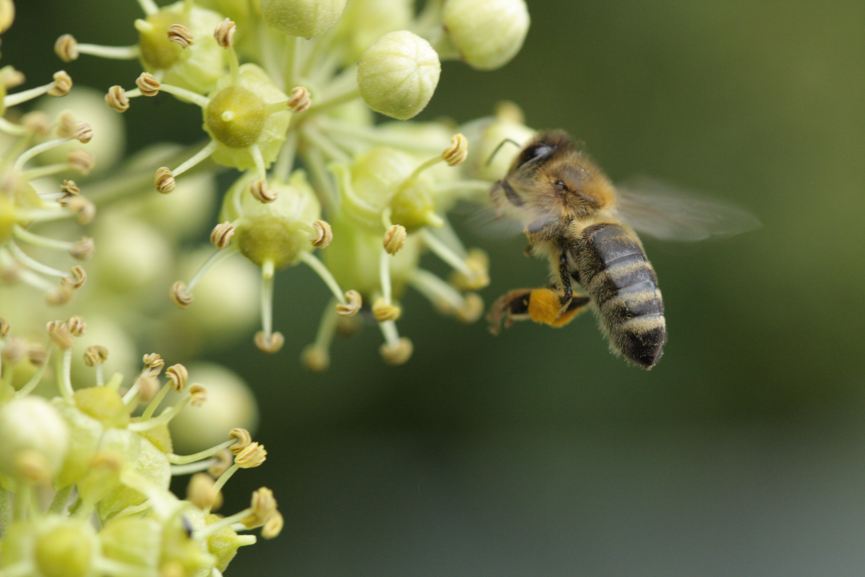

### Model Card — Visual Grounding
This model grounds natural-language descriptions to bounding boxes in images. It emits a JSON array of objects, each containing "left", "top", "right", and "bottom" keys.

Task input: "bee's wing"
[{"left": 614, "top": 178, "right": 761, "bottom": 241}]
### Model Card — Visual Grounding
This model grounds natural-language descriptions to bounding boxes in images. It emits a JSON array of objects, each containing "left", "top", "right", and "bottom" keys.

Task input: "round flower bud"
[
  {"left": 37, "top": 87, "right": 126, "bottom": 173},
  {"left": 90, "top": 213, "right": 172, "bottom": 296},
  {"left": 357, "top": 30, "right": 441, "bottom": 120},
  {"left": 442, "top": 0, "right": 530, "bottom": 70},
  {"left": 335, "top": 0, "right": 413, "bottom": 61},
  {"left": 0, "top": 397, "right": 69, "bottom": 481},
  {"left": 34, "top": 519, "right": 98, "bottom": 577},
  {"left": 222, "top": 170, "right": 321, "bottom": 268},
  {"left": 170, "top": 363, "right": 258, "bottom": 453},
  {"left": 136, "top": 2, "right": 225, "bottom": 93},
  {"left": 262, "top": 0, "right": 347, "bottom": 39},
  {"left": 205, "top": 64, "right": 291, "bottom": 170},
  {"left": 135, "top": 170, "right": 217, "bottom": 240}
]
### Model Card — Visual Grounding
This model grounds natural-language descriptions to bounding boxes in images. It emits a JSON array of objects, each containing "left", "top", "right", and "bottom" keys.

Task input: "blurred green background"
[{"left": 6, "top": 0, "right": 865, "bottom": 575}]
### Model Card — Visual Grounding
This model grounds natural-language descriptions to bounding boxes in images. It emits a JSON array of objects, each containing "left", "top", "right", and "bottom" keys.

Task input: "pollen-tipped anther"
[
  {"left": 336, "top": 290, "right": 362, "bottom": 317},
  {"left": 46, "top": 320, "right": 74, "bottom": 349},
  {"left": 250, "top": 179, "right": 276, "bottom": 203},
  {"left": 135, "top": 72, "right": 161, "bottom": 97},
  {"left": 63, "top": 266, "right": 87, "bottom": 290},
  {"left": 214, "top": 18, "right": 236, "bottom": 48},
  {"left": 142, "top": 352, "right": 165, "bottom": 376},
  {"left": 54, "top": 34, "right": 79, "bottom": 62},
  {"left": 456, "top": 293, "right": 484, "bottom": 323},
  {"left": 234, "top": 442, "right": 267, "bottom": 469},
  {"left": 229, "top": 428, "right": 252, "bottom": 454},
  {"left": 166, "top": 363, "right": 189, "bottom": 392},
  {"left": 48, "top": 71, "right": 73, "bottom": 96},
  {"left": 262, "top": 511, "right": 284, "bottom": 539},
  {"left": 380, "top": 338, "right": 414, "bottom": 365},
  {"left": 189, "top": 384, "right": 207, "bottom": 407},
  {"left": 155, "top": 167, "right": 176, "bottom": 194},
  {"left": 187, "top": 473, "right": 222, "bottom": 510},
  {"left": 60, "top": 179, "right": 80, "bottom": 197},
  {"left": 287, "top": 86, "right": 311, "bottom": 113},
  {"left": 68, "top": 150, "right": 95, "bottom": 175},
  {"left": 383, "top": 224, "right": 407, "bottom": 255},
  {"left": 62, "top": 196, "right": 96, "bottom": 224},
  {"left": 372, "top": 298, "right": 402, "bottom": 322},
  {"left": 442, "top": 133, "right": 469, "bottom": 166},
  {"left": 300, "top": 346, "right": 329, "bottom": 372},
  {"left": 311, "top": 219, "right": 333, "bottom": 249},
  {"left": 167, "top": 24, "right": 194, "bottom": 48},
  {"left": 254, "top": 331, "right": 285, "bottom": 354},
  {"left": 136, "top": 375, "right": 159, "bottom": 402},
  {"left": 105, "top": 86, "right": 130, "bottom": 112},
  {"left": 210, "top": 221, "right": 236, "bottom": 249},
  {"left": 70, "top": 237, "right": 95, "bottom": 260},
  {"left": 245, "top": 487, "right": 278, "bottom": 527},
  {"left": 171, "top": 281, "right": 192, "bottom": 308},
  {"left": 83, "top": 345, "right": 109, "bottom": 367}
]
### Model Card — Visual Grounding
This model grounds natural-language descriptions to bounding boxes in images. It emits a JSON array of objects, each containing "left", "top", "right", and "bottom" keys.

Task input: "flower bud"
[
  {"left": 223, "top": 171, "right": 321, "bottom": 268},
  {"left": 205, "top": 64, "right": 291, "bottom": 170},
  {"left": 262, "top": 0, "right": 347, "bottom": 39},
  {"left": 170, "top": 363, "right": 259, "bottom": 453},
  {"left": 442, "top": 0, "right": 529, "bottom": 70},
  {"left": 335, "top": 0, "right": 413, "bottom": 61},
  {"left": 90, "top": 213, "right": 172, "bottom": 296},
  {"left": 357, "top": 30, "right": 441, "bottom": 120},
  {"left": 136, "top": 2, "right": 225, "bottom": 93},
  {"left": 0, "top": 397, "right": 69, "bottom": 482}
]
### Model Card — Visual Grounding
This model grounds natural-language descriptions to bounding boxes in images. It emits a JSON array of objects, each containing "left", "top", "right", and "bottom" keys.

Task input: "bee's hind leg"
[{"left": 487, "top": 288, "right": 591, "bottom": 335}]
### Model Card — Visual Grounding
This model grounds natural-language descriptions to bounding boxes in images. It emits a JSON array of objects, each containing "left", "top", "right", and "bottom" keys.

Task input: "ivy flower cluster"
[
  {"left": 53, "top": 0, "right": 533, "bottom": 369},
  {"left": 0, "top": 316, "right": 280, "bottom": 577}
]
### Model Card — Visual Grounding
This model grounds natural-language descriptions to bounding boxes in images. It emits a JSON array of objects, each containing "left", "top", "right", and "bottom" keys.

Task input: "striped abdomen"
[{"left": 570, "top": 223, "right": 666, "bottom": 369}]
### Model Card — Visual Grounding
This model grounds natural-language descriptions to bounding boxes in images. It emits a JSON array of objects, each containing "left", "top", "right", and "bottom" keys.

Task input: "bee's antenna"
[{"left": 485, "top": 138, "right": 523, "bottom": 167}]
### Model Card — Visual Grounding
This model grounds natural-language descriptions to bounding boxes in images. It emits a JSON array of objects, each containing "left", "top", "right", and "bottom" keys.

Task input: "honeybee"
[{"left": 487, "top": 130, "right": 758, "bottom": 369}]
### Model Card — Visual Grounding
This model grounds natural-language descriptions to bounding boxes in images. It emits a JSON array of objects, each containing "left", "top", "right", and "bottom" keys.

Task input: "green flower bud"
[
  {"left": 223, "top": 171, "right": 321, "bottom": 268},
  {"left": 357, "top": 30, "right": 441, "bottom": 120},
  {"left": 205, "top": 64, "right": 291, "bottom": 170},
  {"left": 36, "top": 87, "right": 126, "bottom": 173},
  {"left": 34, "top": 519, "right": 97, "bottom": 577},
  {"left": 91, "top": 213, "right": 172, "bottom": 296},
  {"left": 262, "top": 0, "right": 347, "bottom": 39},
  {"left": 0, "top": 397, "right": 69, "bottom": 482},
  {"left": 335, "top": 0, "right": 413, "bottom": 61},
  {"left": 442, "top": 0, "right": 530, "bottom": 70},
  {"left": 100, "top": 516, "right": 161, "bottom": 573},
  {"left": 136, "top": 2, "right": 225, "bottom": 93},
  {"left": 170, "top": 363, "right": 258, "bottom": 453}
]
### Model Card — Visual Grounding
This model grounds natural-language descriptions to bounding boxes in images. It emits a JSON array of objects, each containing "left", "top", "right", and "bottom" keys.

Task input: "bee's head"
[{"left": 494, "top": 131, "right": 615, "bottom": 224}]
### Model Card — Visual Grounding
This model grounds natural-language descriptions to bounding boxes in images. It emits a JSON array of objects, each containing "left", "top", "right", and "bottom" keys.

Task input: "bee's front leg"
[{"left": 487, "top": 287, "right": 591, "bottom": 335}]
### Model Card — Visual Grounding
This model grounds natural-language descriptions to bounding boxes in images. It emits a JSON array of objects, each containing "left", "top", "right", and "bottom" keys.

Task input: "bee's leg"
[
  {"left": 487, "top": 289, "right": 533, "bottom": 335},
  {"left": 488, "top": 287, "right": 591, "bottom": 334},
  {"left": 558, "top": 250, "right": 573, "bottom": 306}
]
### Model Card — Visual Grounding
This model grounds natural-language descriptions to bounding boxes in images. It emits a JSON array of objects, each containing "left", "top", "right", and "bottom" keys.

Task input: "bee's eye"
[{"left": 517, "top": 143, "right": 554, "bottom": 166}]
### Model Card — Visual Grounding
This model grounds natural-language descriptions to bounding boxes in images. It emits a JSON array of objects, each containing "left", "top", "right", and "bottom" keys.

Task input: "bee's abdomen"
[{"left": 575, "top": 223, "right": 667, "bottom": 369}]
